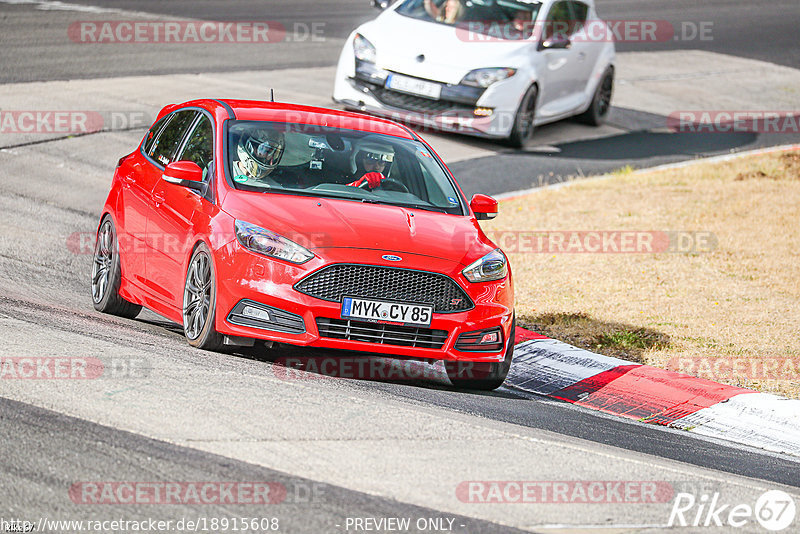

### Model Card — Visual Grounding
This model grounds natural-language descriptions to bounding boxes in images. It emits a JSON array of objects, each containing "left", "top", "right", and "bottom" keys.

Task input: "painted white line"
[
  {"left": 0, "top": 0, "right": 158, "bottom": 16},
  {"left": 672, "top": 393, "right": 800, "bottom": 457},
  {"left": 494, "top": 143, "right": 800, "bottom": 201}
]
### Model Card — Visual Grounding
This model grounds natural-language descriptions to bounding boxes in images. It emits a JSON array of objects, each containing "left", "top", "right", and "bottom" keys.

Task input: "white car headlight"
[
  {"left": 462, "top": 249, "right": 508, "bottom": 283},
  {"left": 353, "top": 33, "right": 377, "bottom": 63},
  {"left": 235, "top": 220, "right": 314, "bottom": 264},
  {"left": 461, "top": 68, "right": 517, "bottom": 88}
]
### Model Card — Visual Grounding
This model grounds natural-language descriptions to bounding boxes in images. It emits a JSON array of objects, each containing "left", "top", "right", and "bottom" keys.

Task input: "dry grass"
[{"left": 486, "top": 149, "right": 800, "bottom": 397}]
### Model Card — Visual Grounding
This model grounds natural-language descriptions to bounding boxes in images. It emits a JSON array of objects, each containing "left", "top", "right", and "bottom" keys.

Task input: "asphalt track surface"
[{"left": 2, "top": 1, "right": 800, "bottom": 532}]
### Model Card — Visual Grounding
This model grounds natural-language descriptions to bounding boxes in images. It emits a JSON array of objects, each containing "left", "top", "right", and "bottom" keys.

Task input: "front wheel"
[
  {"left": 577, "top": 66, "right": 614, "bottom": 126},
  {"left": 507, "top": 85, "right": 538, "bottom": 148},
  {"left": 183, "top": 243, "right": 224, "bottom": 351},
  {"left": 446, "top": 318, "right": 515, "bottom": 391},
  {"left": 91, "top": 215, "right": 142, "bottom": 319}
]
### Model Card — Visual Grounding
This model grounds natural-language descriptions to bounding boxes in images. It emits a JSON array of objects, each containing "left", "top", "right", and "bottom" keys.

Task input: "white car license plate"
[
  {"left": 341, "top": 297, "right": 433, "bottom": 327},
  {"left": 386, "top": 74, "right": 442, "bottom": 100}
]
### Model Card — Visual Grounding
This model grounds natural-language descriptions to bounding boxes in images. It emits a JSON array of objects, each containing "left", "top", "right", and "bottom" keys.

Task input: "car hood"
[
  {"left": 360, "top": 11, "right": 533, "bottom": 84},
  {"left": 222, "top": 191, "right": 494, "bottom": 267}
]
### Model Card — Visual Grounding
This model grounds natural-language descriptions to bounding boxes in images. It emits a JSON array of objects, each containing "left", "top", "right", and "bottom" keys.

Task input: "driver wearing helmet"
[
  {"left": 346, "top": 138, "right": 395, "bottom": 190},
  {"left": 235, "top": 128, "right": 285, "bottom": 182}
]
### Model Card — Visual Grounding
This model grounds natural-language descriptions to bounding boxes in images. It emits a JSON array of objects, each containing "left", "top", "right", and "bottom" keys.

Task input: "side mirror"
[
  {"left": 163, "top": 161, "right": 205, "bottom": 191},
  {"left": 538, "top": 35, "right": 571, "bottom": 51},
  {"left": 470, "top": 194, "right": 498, "bottom": 221},
  {"left": 372, "top": 0, "right": 392, "bottom": 9}
]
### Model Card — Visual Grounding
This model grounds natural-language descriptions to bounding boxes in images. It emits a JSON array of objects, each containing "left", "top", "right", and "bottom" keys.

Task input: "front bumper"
[
  {"left": 213, "top": 242, "right": 514, "bottom": 363},
  {"left": 333, "top": 59, "right": 525, "bottom": 140}
]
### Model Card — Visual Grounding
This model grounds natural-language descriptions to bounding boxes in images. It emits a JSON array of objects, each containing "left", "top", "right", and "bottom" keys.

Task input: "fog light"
[
  {"left": 474, "top": 107, "right": 494, "bottom": 117},
  {"left": 480, "top": 332, "right": 499, "bottom": 344},
  {"left": 455, "top": 327, "right": 504, "bottom": 352},
  {"left": 243, "top": 306, "right": 271, "bottom": 322}
]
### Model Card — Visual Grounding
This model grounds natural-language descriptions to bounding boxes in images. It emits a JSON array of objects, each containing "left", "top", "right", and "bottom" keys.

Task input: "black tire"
[
  {"left": 446, "top": 318, "right": 515, "bottom": 391},
  {"left": 577, "top": 66, "right": 614, "bottom": 126},
  {"left": 182, "top": 243, "right": 224, "bottom": 351},
  {"left": 507, "top": 85, "right": 538, "bottom": 148},
  {"left": 91, "top": 215, "right": 142, "bottom": 319}
]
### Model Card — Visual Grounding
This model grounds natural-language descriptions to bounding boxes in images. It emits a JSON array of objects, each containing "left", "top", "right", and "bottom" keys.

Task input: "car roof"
[{"left": 196, "top": 99, "right": 418, "bottom": 140}]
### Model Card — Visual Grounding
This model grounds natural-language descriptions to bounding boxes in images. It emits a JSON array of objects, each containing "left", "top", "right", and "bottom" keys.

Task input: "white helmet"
[
  {"left": 350, "top": 136, "right": 395, "bottom": 175},
  {"left": 237, "top": 128, "right": 285, "bottom": 179}
]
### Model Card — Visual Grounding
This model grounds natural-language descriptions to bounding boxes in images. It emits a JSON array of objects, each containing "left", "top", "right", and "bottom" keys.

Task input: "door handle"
[{"left": 152, "top": 191, "right": 166, "bottom": 206}]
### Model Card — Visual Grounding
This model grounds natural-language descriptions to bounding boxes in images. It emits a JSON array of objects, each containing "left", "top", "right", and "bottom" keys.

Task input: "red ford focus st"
[{"left": 92, "top": 99, "right": 514, "bottom": 389}]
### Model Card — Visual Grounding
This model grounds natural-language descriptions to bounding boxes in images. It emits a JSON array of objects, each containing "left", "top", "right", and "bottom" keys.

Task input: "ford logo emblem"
[{"left": 382, "top": 255, "right": 402, "bottom": 262}]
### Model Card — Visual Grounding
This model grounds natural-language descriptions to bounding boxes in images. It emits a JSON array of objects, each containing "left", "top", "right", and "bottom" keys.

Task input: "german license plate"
[
  {"left": 341, "top": 296, "right": 433, "bottom": 327},
  {"left": 386, "top": 74, "right": 442, "bottom": 100}
]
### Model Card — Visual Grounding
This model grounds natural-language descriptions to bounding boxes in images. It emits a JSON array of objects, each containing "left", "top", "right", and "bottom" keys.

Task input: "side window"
[
  {"left": 143, "top": 115, "right": 170, "bottom": 155},
  {"left": 543, "top": 0, "right": 572, "bottom": 40},
  {"left": 177, "top": 115, "right": 213, "bottom": 173},
  {"left": 149, "top": 110, "right": 197, "bottom": 167},
  {"left": 570, "top": 1, "right": 588, "bottom": 33}
]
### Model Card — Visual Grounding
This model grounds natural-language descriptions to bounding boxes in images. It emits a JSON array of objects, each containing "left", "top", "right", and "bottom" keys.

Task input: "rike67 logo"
[{"left": 669, "top": 490, "right": 796, "bottom": 531}]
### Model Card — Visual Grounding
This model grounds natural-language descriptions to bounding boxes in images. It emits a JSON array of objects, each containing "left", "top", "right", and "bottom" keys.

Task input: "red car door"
[
  {"left": 147, "top": 112, "right": 214, "bottom": 311},
  {"left": 133, "top": 109, "right": 199, "bottom": 306},
  {"left": 118, "top": 116, "right": 171, "bottom": 286}
]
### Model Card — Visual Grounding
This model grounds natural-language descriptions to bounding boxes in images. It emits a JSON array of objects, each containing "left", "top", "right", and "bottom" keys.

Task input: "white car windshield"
[
  {"left": 227, "top": 121, "right": 466, "bottom": 214},
  {"left": 396, "top": 0, "right": 543, "bottom": 40}
]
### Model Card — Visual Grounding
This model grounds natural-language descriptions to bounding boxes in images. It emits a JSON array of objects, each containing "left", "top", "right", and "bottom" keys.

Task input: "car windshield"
[
  {"left": 226, "top": 121, "right": 465, "bottom": 214},
  {"left": 396, "top": 0, "right": 542, "bottom": 40}
]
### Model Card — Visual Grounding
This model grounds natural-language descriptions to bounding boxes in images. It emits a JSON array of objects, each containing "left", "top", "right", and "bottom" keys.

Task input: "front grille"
[
  {"left": 317, "top": 318, "right": 448, "bottom": 349},
  {"left": 295, "top": 264, "right": 473, "bottom": 313},
  {"left": 373, "top": 87, "right": 474, "bottom": 115}
]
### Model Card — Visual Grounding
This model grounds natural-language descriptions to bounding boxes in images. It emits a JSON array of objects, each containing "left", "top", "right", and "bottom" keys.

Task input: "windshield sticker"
[
  {"left": 448, "top": 196, "right": 459, "bottom": 205},
  {"left": 233, "top": 174, "right": 249, "bottom": 183}
]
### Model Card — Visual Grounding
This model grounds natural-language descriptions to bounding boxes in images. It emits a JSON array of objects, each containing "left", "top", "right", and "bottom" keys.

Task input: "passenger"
[
  {"left": 346, "top": 138, "right": 395, "bottom": 190},
  {"left": 423, "top": 0, "right": 463, "bottom": 24}
]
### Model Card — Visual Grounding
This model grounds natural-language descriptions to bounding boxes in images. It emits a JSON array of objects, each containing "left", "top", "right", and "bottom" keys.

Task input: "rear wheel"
[
  {"left": 446, "top": 318, "right": 515, "bottom": 391},
  {"left": 507, "top": 85, "right": 538, "bottom": 148},
  {"left": 183, "top": 243, "right": 224, "bottom": 351},
  {"left": 91, "top": 215, "right": 141, "bottom": 319},
  {"left": 577, "top": 66, "right": 614, "bottom": 126}
]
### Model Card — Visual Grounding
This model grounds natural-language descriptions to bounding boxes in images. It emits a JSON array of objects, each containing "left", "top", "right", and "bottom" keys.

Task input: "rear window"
[{"left": 149, "top": 110, "right": 197, "bottom": 167}]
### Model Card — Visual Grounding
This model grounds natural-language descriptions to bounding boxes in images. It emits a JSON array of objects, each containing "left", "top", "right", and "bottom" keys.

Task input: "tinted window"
[
  {"left": 177, "top": 115, "right": 213, "bottom": 172},
  {"left": 143, "top": 115, "right": 169, "bottom": 155},
  {"left": 544, "top": 0, "right": 573, "bottom": 39},
  {"left": 396, "top": 0, "right": 542, "bottom": 41},
  {"left": 570, "top": 1, "right": 588, "bottom": 32},
  {"left": 150, "top": 110, "right": 197, "bottom": 167}
]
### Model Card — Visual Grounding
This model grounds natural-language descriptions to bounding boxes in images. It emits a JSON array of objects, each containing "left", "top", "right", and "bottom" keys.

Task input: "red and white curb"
[{"left": 510, "top": 328, "right": 800, "bottom": 457}]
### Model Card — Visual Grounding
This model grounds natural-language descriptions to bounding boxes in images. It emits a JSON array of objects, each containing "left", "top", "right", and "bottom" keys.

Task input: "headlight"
[
  {"left": 353, "top": 33, "right": 377, "bottom": 63},
  {"left": 234, "top": 220, "right": 314, "bottom": 264},
  {"left": 461, "top": 68, "right": 517, "bottom": 88},
  {"left": 462, "top": 249, "right": 507, "bottom": 283}
]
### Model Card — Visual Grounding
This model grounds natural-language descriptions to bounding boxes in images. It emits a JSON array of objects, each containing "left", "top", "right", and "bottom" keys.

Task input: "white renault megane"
[{"left": 333, "top": 0, "right": 615, "bottom": 146}]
